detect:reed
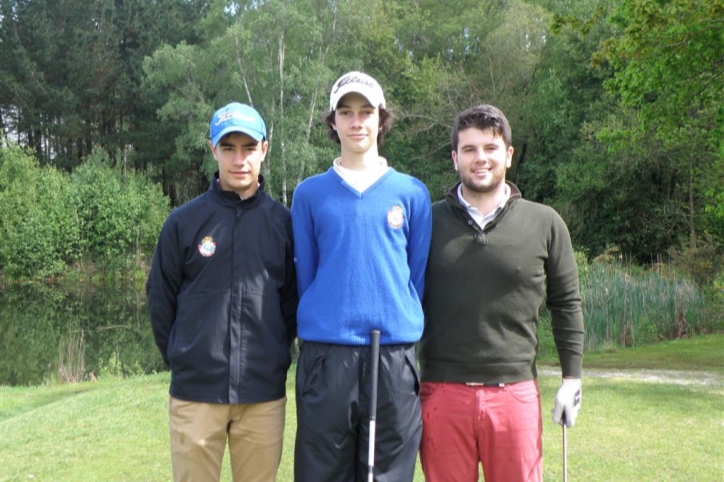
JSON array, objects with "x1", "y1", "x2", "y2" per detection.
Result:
[
  {"x1": 537, "y1": 260, "x2": 711, "y2": 356},
  {"x1": 57, "y1": 330, "x2": 85, "y2": 383},
  {"x1": 579, "y1": 262, "x2": 707, "y2": 350}
]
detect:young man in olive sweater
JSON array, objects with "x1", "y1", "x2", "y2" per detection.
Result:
[{"x1": 418, "y1": 104, "x2": 584, "y2": 482}]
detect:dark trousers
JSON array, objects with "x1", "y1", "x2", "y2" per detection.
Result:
[{"x1": 294, "y1": 342, "x2": 422, "y2": 482}]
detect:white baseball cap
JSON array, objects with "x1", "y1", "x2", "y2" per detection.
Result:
[{"x1": 329, "y1": 71, "x2": 386, "y2": 111}]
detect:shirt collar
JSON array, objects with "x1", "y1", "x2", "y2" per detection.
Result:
[{"x1": 457, "y1": 182, "x2": 510, "y2": 218}]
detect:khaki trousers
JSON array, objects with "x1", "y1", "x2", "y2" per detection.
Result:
[{"x1": 168, "y1": 396, "x2": 286, "y2": 482}]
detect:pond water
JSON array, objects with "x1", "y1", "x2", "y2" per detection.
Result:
[{"x1": 0, "y1": 281, "x2": 165, "y2": 386}]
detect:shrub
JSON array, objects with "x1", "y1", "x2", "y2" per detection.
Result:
[
  {"x1": 668, "y1": 233, "x2": 723, "y2": 288},
  {"x1": 0, "y1": 144, "x2": 81, "y2": 278},
  {"x1": 71, "y1": 148, "x2": 169, "y2": 264},
  {"x1": 0, "y1": 143, "x2": 169, "y2": 279}
]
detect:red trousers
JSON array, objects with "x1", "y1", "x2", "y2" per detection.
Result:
[{"x1": 419, "y1": 381, "x2": 542, "y2": 482}]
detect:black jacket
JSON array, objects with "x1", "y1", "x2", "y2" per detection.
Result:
[{"x1": 147, "y1": 175, "x2": 297, "y2": 404}]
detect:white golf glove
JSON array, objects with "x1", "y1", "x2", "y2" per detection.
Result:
[{"x1": 551, "y1": 378, "x2": 582, "y2": 427}]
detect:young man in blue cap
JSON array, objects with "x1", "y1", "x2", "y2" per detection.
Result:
[
  {"x1": 292, "y1": 72, "x2": 432, "y2": 481},
  {"x1": 147, "y1": 102, "x2": 298, "y2": 482}
]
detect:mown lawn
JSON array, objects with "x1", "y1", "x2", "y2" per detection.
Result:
[{"x1": 1, "y1": 334, "x2": 722, "y2": 481}]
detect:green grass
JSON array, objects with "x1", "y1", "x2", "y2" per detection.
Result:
[
  {"x1": 2, "y1": 335, "x2": 723, "y2": 481},
  {"x1": 579, "y1": 333, "x2": 724, "y2": 371}
]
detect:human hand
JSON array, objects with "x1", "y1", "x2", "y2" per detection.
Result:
[{"x1": 551, "y1": 378, "x2": 581, "y2": 427}]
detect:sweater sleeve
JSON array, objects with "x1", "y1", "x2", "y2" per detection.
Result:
[
  {"x1": 291, "y1": 183, "x2": 319, "y2": 297},
  {"x1": 545, "y1": 212, "x2": 585, "y2": 378},
  {"x1": 407, "y1": 181, "x2": 433, "y2": 301},
  {"x1": 146, "y1": 218, "x2": 183, "y2": 366}
]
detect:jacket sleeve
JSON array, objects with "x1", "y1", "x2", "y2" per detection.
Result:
[
  {"x1": 146, "y1": 218, "x2": 183, "y2": 366},
  {"x1": 407, "y1": 182, "x2": 433, "y2": 302},
  {"x1": 280, "y1": 214, "x2": 299, "y2": 346},
  {"x1": 545, "y1": 211, "x2": 585, "y2": 378}
]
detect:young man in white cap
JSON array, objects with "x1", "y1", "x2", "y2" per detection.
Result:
[
  {"x1": 291, "y1": 72, "x2": 432, "y2": 481},
  {"x1": 147, "y1": 102, "x2": 298, "y2": 482}
]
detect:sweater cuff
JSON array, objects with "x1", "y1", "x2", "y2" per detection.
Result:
[{"x1": 559, "y1": 352, "x2": 583, "y2": 378}]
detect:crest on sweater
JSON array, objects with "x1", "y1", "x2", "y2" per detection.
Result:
[
  {"x1": 198, "y1": 236, "x2": 217, "y2": 257},
  {"x1": 387, "y1": 205, "x2": 405, "y2": 229}
]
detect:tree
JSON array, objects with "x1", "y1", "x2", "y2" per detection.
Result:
[
  {"x1": 143, "y1": 0, "x2": 376, "y2": 205},
  {"x1": 362, "y1": 0, "x2": 551, "y2": 199},
  {"x1": 596, "y1": 0, "x2": 724, "y2": 245},
  {"x1": 518, "y1": 0, "x2": 615, "y2": 203},
  {"x1": 0, "y1": 0, "x2": 206, "y2": 174}
]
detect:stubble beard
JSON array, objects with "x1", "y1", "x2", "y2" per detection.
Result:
[{"x1": 461, "y1": 169, "x2": 505, "y2": 194}]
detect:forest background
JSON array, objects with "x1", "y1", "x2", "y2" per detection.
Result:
[{"x1": 0, "y1": 0, "x2": 722, "y2": 293}]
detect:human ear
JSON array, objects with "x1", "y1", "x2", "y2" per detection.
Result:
[{"x1": 209, "y1": 140, "x2": 219, "y2": 160}]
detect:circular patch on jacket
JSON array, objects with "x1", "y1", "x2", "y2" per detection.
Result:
[
  {"x1": 387, "y1": 205, "x2": 405, "y2": 229},
  {"x1": 198, "y1": 236, "x2": 217, "y2": 257}
]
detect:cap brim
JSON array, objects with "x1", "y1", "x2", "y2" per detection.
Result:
[
  {"x1": 212, "y1": 126, "x2": 265, "y2": 147},
  {"x1": 331, "y1": 86, "x2": 384, "y2": 110}
]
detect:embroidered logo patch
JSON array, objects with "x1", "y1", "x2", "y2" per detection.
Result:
[
  {"x1": 387, "y1": 205, "x2": 405, "y2": 229},
  {"x1": 198, "y1": 236, "x2": 217, "y2": 257}
]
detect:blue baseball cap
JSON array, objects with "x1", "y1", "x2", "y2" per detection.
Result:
[{"x1": 210, "y1": 102, "x2": 267, "y2": 147}]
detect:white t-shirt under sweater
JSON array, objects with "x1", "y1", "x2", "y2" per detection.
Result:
[{"x1": 332, "y1": 156, "x2": 389, "y2": 193}]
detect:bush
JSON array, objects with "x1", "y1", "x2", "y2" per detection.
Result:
[
  {"x1": 0, "y1": 143, "x2": 169, "y2": 279},
  {"x1": 71, "y1": 148, "x2": 169, "y2": 265},
  {"x1": 0, "y1": 144, "x2": 81, "y2": 278},
  {"x1": 668, "y1": 232, "x2": 723, "y2": 288}
]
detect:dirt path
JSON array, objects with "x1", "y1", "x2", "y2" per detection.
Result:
[{"x1": 539, "y1": 368, "x2": 724, "y2": 387}]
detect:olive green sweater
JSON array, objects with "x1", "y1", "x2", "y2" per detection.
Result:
[{"x1": 419, "y1": 182, "x2": 584, "y2": 384}]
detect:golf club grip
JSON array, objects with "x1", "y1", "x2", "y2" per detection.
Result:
[
  {"x1": 369, "y1": 330, "x2": 381, "y2": 420},
  {"x1": 368, "y1": 329, "x2": 381, "y2": 482}
]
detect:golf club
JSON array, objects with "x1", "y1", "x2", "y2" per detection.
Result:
[
  {"x1": 562, "y1": 412, "x2": 568, "y2": 482},
  {"x1": 368, "y1": 329, "x2": 381, "y2": 482}
]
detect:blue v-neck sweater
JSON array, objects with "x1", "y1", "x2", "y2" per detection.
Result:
[{"x1": 291, "y1": 167, "x2": 432, "y2": 345}]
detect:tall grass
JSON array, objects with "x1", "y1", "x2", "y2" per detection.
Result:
[
  {"x1": 57, "y1": 331, "x2": 86, "y2": 384},
  {"x1": 538, "y1": 259, "x2": 714, "y2": 356},
  {"x1": 580, "y1": 262, "x2": 708, "y2": 350}
]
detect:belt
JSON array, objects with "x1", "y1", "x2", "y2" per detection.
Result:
[{"x1": 466, "y1": 382, "x2": 506, "y2": 387}]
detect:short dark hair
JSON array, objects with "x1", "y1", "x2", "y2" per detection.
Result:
[
  {"x1": 323, "y1": 107, "x2": 394, "y2": 146},
  {"x1": 451, "y1": 104, "x2": 512, "y2": 152}
]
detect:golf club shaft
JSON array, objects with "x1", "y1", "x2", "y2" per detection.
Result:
[
  {"x1": 368, "y1": 330, "x2": 381, "y2": 482},
  {"x1": 562, "y1": 413, "x2": 568, "y2": 482}
]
